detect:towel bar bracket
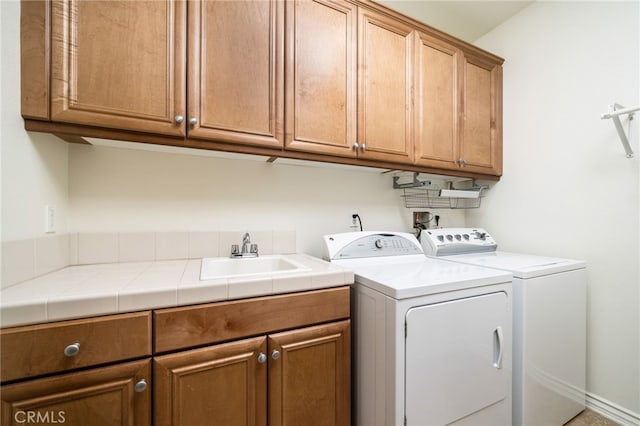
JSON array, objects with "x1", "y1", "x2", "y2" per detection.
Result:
[{"x1": 601, "y1": 103, "x2": 638, "y2": 158}]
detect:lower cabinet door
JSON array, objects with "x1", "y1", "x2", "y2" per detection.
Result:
[
  {"x1": 153, "y1": 336, "x2": 267, "y2": 426},
  {"x1": 0, "y1": 359, "x2": 151, "y2": 426},
  {"x1": 268, "y1": 320, "x2": 351, "y2": 426}
]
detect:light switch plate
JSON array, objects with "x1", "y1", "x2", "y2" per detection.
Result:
[{"x1": 45, "y1": 205, "x2": 56, "y2": 233}]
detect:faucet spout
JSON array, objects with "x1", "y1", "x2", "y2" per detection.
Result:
[{"x1": 241, "y1": 233, "x2": 251, "y2": 254}]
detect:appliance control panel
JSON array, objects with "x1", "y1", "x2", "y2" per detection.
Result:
[
  {"x1": 420, "y1": 228, "x2": 497, "y2": 256},
  {"x1": 323, "y1": 231, "x2": 423, "y2": 260}
]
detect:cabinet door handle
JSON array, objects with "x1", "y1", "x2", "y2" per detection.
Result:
[
  {"x1": 361, "y1": 143, "x2": 367, "y2": 152},
  {"x1": 189, "y1": 117, "x2": 198, "y2": 126},
  {"x1": 457, "y1": 158, "x2": 467, "y2": 166},
  {"x1": 257, "y1": 352, "x2": 267, "y2": 364},
  {"x1": 134, "y1": 379, "x2": 148, "y2": 393},
  {"x1": 271, "y1": 349, "x2": 281, "y2": 360},
  {"x1": 63, "y1": 343, "x2": 80, "y2": 357},
  {"x1": 352, "y1": 142, "x2": 359, "y2": 151},
  {"x1": 174, "y1": 115, "x2": 184, "y2": 124}
]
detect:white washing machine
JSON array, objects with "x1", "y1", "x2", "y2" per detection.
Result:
[
  {"x1": 420, "y1": 228, "x2": 587, "y2": 426},
  {"x1": 323, "y1": 231, "x2": 513, "y2": 426}
]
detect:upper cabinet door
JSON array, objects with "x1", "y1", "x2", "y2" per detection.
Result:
[
  {"x1": 284, "y1": 0, "x2": 357, "y2": 157},
  {"x1": 459, "y1": 53, "x2": 503, "y2": 176},
  {"x1": 358, "y1": 8, "x2": 414, "y2": 164},
  {"x1": 414, "y1": 31, "x2": 461, "y2": 170},
  {"x1": 50, "y1": 0, "x2": 186, "y2": 136},
  {"x1": 188, "y1": 0, "x2": 284, "y2": 148}
]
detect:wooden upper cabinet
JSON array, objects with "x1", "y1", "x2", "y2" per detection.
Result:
[
  {"x1": 414, "y1": 31, "x2": 460, "y2": 170},
  {"x1": 25, "y1": 0, "x2": 503, "y2": 178},
  {"x1": 413, "y1": 32, "x2": 503, "y2": 176},
  {"x1": 188, "y1": 0, "x2": 284, "y2": 148},
  {"x1": 284, "y1": 0, "x2": 357, "y2": 157},
  {"x1": 50, "y1": 0, "x2": 186, "y2": 136},
  {"x1": 268, "y1": 320, "x2": 350, "y2": 426},
  {"x1": 357, "y1": 7, "x2": 414, "y2": 164},
  {"x1": 459, "y1": 52, "x2": 503, "y2": 176}
]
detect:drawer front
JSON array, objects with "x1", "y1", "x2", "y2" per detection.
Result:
[
  {"x1": 154, "y1": 286, "x2": 350, "y2": 353},
  {"x1": 1, "y1": 358, "x2": 151, "y2": 426},
  {"x1": 1, "y1": 311, "x2": 151, "y2": 383}
]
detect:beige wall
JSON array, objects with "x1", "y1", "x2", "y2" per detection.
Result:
[
  {"x1": 1, "y1": 1, "x2": 69, "y2": 242},
  {"x1": 67, "y1": 143, "x2": 424, "y2": 258}
]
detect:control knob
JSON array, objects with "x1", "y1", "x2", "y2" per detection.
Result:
[{"x1": 374, "y1": 239, "x2": 383, "y2": 249}]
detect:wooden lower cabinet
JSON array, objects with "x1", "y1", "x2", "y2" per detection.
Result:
[
  {"x1": 269, "y1": 321, "x2": 350, "y2": 426},
  {"x1": 153, "y1": 320, "x2": 350, "y2": 426},
  {"x1": 0, "y1": 359, "x2": 151, "y2": 426},
  {"x1": 154, "y1": 336, "x2": 267, "y2": 426}
]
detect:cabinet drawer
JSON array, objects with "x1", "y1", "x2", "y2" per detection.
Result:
[
  {"x1": 154, "y1": 286, "x2": 350, "y2": 353},
  {"x1": 1, "y1": 358, "x2": 151, "y2": 426},
  {"x1": 1, "y1": 311, "x2": 151, "y2": 383}
]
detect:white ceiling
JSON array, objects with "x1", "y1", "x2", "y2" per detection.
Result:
[{"x1": 377, "y1": 1, "x2": 534, "y2": 42}]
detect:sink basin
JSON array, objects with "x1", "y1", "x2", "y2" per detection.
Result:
[{"x1": 200, "y1": 255, "x2": 311, "y2": 280}]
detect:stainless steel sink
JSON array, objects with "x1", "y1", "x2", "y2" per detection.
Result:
[{"x1": 200, "y1": 255, "x2": 311, "y2": 281}]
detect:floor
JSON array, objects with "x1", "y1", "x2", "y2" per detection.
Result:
[{"x1": 565, "y1": 409, "x2": 620, "y2": 426}]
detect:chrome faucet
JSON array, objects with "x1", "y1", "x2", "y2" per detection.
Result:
[
  {"x1": 241, "y1": 232, "x2": 251, "y2": 254},
  {"x1": 231, "y1": 232, "x2": 259, "y2": 258}
]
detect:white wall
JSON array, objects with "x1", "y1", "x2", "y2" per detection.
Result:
[
  {"x1": 470, "y1": 1, "x2": 640, "y2": 417},
  {"x1": 67, "y1": 143, "x2": 426, "y2": 257},
  {"x1": 1, "y1": 0, "x2": 69, "y2": 242}
]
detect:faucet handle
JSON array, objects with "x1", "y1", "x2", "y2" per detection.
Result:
[
  {"x1": 231, "y1": 244, "x2": 240, "y2": 255},
  {"x1": 250, "y1": 244, "x2": 259, "y2": 254}
]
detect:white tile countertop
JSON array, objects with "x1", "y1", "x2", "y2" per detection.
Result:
[{"x1": 0, "y1": 254, "x2": 353, "y2": 328}]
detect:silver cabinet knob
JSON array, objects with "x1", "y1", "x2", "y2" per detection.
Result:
[
  {"x1": 134, "y1": 379, "x2": 147, "y2": 393},
  {"x1": 63, "y1": 343, "x2": 80, "y2": 357},
  {"x1": 352, "y1": 142, "x2": 359, "y2": 151},
  {"x1": 189, "y1": 117, "x2": 198, "y2": 126},
  {"x1": 361, "y1": 143, "x2": 367, "y2": 152},
  {"x1": 457, "y1": 158, "x2": 467, "y2": 165},
  {"x1": 257, "y1": 352, "x2": 267, "y2": 364},
  {"x1": 174, "y1": 115, "x2": 184, "y2": 124},
  {"x1": 271, "y1": 349, "x2": 281, "y2": 360}
]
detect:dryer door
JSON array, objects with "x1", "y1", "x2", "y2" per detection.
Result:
[{"x1": 405, "y1": 291, "x2": 509, "y2": 425}]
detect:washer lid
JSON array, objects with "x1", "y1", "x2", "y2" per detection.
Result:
[
  {"x1": 338, "y1": 256, "x2": 511, "y2": 299},
  {"x1": 443, "y1": 251, "x2": 586, "y2": 278}
]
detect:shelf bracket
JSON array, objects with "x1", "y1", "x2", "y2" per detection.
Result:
[
  {"x1": 601, "y1": 103, "x2": 638, "y2": 158},
  {"x1": 393, "y1": 173, "x2": 431, "y2": 189}
]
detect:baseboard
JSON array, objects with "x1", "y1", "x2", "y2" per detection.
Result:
[{"x1": 586, "y1": 392, "x2": 640, "y2": 426}]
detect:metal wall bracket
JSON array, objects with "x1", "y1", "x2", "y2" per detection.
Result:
[
  {"x1": 601, "y1": 103, "x2": 638, "y2": 158},
  {"x1": 393, "y1": 172, "x2": 431, "y2": 189}
]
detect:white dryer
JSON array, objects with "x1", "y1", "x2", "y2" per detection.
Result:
[
  {"x1": 324, "y1": 231, "x2": 513, "y2": 426},
  {"x1": 421, "y1": 228, "x2": 587, "y2": 426}
]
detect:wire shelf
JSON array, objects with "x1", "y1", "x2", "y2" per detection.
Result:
[{"x1": 401, "y1": 188, "x2": 482, "y2": 209}]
